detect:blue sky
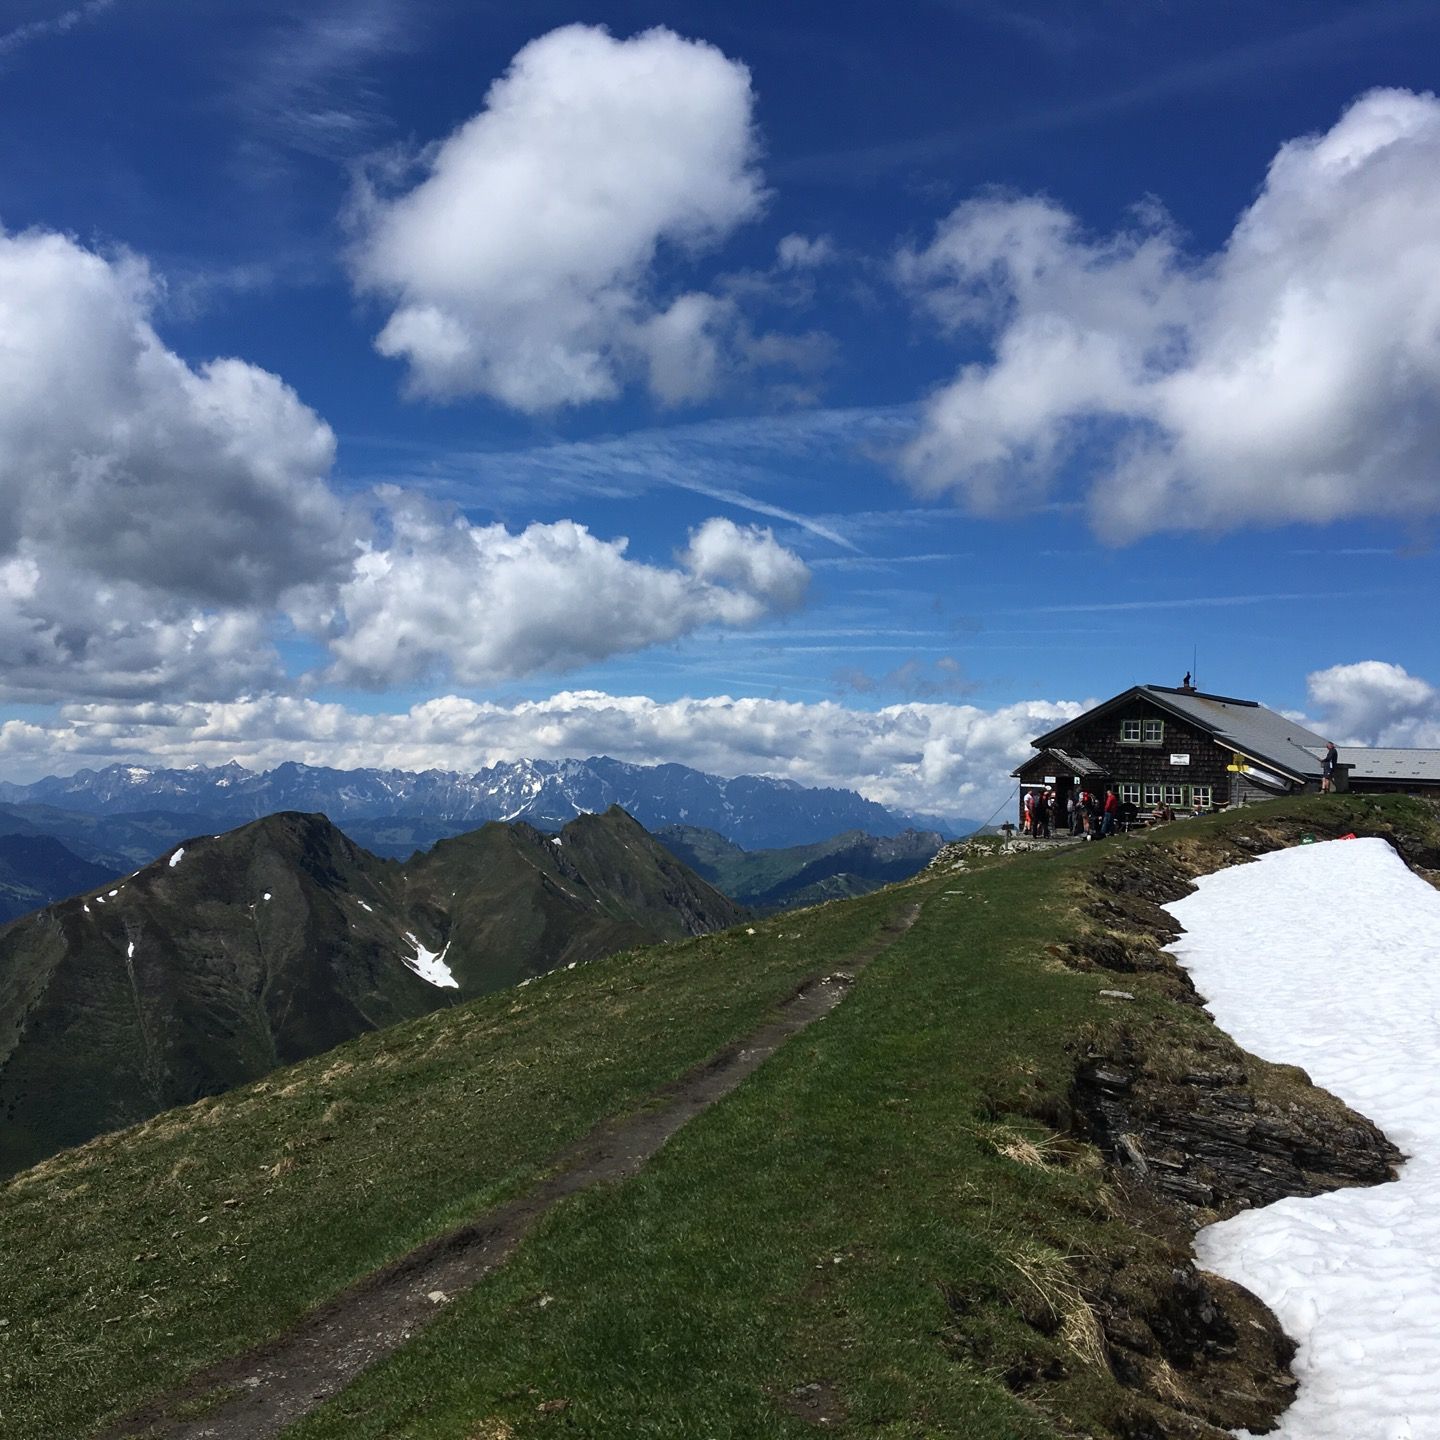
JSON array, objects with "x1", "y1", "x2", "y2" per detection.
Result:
[{"x1": 1, "y1": 0, "x2": 1438, "y2": 819}]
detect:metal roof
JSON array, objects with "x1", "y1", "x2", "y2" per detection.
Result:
[
  {"x1": 1137, "y1": 686, "x2": 1331, "y2": 780},
  {"x1": 1327, "y1": 747, "x2": 1440, "y2": 783},
  {"x1": 1029, "y1": 684, "x2": 1331, "y2": 781}
]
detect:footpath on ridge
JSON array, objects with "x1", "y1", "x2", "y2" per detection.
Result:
[{"x1": 102, "y1": 905, "x2": 923, "y2": 1440}]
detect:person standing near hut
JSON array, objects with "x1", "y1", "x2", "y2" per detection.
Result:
[
  {"x1": 1101, "y1": 787, "x2": 1119, "y2": 838},
  {"x1": 1321, "y1": 741, "x2": 1338, "y2": 794},
  {"x1": 1033, "y1": 789, "x2": 1051, "y2": 839},
  {"x1": 1022, "y1": 789, "x2": 1035, "y2": 834}
]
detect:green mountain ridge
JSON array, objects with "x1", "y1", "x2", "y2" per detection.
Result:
[
  {"x1": 655, "y1": 822, "x2": 945, "y2": 910},
  {"x1": 0, "y1": 805, "x2": 743, "y2": 1177},
  {"x1": 0, "y1": 833, "x2": 119, "y2": 925}
]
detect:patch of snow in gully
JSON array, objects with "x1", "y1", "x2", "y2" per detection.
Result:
[
  {"x1": 401, "y1": 932, "x2": 458, "y2": 989},
  {"x1": 1166, "y1": 838, "x2": 1440, "y2": 1439},
  {"x1": 168, "y1": 848, "x2": 184, "y2": 867}
]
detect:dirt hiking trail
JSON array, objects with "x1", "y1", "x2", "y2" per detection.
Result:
[{"x1": 104, "y1": 902, "x2": 922, "y2": 1440}]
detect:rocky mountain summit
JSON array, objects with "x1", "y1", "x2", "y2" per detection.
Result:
[{"x1": 0, "y1": 805, "x2": 742, "y2": 1177}]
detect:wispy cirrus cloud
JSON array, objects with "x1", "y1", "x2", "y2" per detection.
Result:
[
  {"x1": 785, "y1": 4, "x2": 1440, "y2": 181},
  {"x1": 1016, "y1": 590, "x2": 1385, "y2": 615},
  {"x1": 230, "y1": 0, "x2": 413, "y2": 168},
  {"x1": 345, "y1": 405, "x2": 919, "y2": 553},
  {"x1": 0, "y1": 0, "x2": 115, "y2": 61}
]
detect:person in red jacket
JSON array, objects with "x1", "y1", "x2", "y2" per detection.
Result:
[{"x1": 1102, "y1": 787, "x2": 1119, "y2": 838}]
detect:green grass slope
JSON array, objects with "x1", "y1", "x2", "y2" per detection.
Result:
[{"x1": 1, "y1": 795, "x2": 1434, "y2": 1439}]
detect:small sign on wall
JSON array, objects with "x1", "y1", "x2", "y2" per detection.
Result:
[
  {"x1": 1043, "y1": 775, "x2": 1057, "y2": 783},
  {"x1": 1170, "y1": 753, "x2": 1191, "y2": 766}
]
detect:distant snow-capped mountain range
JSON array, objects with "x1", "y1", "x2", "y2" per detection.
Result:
[{"x1": 0, "y1": 758, "x2": 967, "y2": 850}]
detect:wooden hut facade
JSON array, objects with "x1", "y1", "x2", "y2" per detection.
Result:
[{"x1": 1011, "y1": 683, "x2": 1339, "y2": 826}]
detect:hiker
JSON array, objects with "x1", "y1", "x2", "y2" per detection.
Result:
[
  {"x1": 1046, "y1": 789, "x2": 1058, "y2": 833},
  {"x1": 1033, "y1": 789, "x2": 1051, "y2": 839},
  {"x1": 1067, "y1": 791, "x2": 1080, "y2": 836},
  {"x1": 1101, "y1": 788, "x2": 1118, "y2": 838},
  {"x1": 1022, "y1": 789, "x2": 1035, "y2": 834},
  {"x1": 1084, "y1": 789, "x2": 1101, "y2": 839},
  {"x1": 1321, "y1": 741, "x2": 1338, "y2": 794}
]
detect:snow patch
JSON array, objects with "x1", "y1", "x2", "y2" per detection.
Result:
[
  {"x1": 168, "y1": 848, "x2": 185, "y2": 868},
  {"x1": 551, "y1": 837, "x2": 562, "y2": 846},
  {"x1": 262, "y1": 892, "x2": 271, "y2": 902},
  {"x1": 1168, "y1": 838, "x2": 1440, "y2": 1440},
  {"x1": 357, "y1": 899, "x2": 373, "y2": 913},
  {"x1": 126, "y1": 941, "x2": 134, "y2": 960},
  {"x1": 401, "y1": 932, "x2": 458, "y2": 989},
  {"x1": 107, "y1": 889, "x2": 118, "y2": 897}
]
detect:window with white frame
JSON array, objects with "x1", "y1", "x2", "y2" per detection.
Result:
[
  {"x1": 1118, "y1": 783, "x2": 1140, "y2": 806},
  {"x1": 1162, "y1": 783, "x2": 1188, "y2": 806},
  {"x1": 1142, "y1": 718, "x2": 1164, "y2": 743},
  {"x1": 1142, "y1": 783, "x2": 1162, "y2": 806},
  {"x1": 1192, "y1": 785, "x2": 1213, "y2": 809},
  {"x1": 1120, "y1": 718, "x2": 1141, "y2": 742}
]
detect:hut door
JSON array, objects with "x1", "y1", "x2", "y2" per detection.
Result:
[{"x1": 1054, "y1": 776, "x2": 1074, "y2": 828}]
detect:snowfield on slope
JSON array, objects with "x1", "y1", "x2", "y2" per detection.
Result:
[
  {"x1": 401, "y1": 932, "x2": 458, "y2": 989},
  {"x1": 1167, "y1": 837, "x2": 1440, "y2": 1440}
]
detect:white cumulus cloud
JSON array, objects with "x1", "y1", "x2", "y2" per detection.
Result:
[
  {"x1": 0, "y1": 224, "x2": 353, "y2": 701},
  {"x1": 0, "y1": 225, "x2": 816, "y2": 702},
  {"x1": 0, "y1": 226, "x2": 349, "y2": 604},
  {"x1": 1306, "y1": 661, "x2": 1440, "y2": 747},
  {"x1": 0, "y1": 691, "x2": 1086, "y2": 818},
  {"x1": 348, "y1": 24, "x2": 766, "y2": 410},
  {"x1": 899, "y1": 88, "x2": 1440, "y2": 540},
  {"x1": 306, "y1": 507, "x2": 810, "y2": 687}
]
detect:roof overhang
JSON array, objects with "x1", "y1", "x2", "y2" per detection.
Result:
[{"x1": 1011, "y1": 747, "x2": 1105, "y2": 779}]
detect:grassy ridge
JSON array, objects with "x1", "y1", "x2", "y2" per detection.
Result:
[
  {"x1": 283, "y1": 793, "x2": 1440, "y2": 1438},
  {"x1": 7, "y1": 794, "x2": 1433, "y2": 1438},
  {"x1": 283, "y1": 838, "x2": 1131, "y2": 1439},
  {"x1": 0, "y1": 893, "x2": 901, "y2": 1440}
]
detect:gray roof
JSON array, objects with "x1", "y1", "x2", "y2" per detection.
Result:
[
  {"x1": 1012, "y1": 747, "x2": 1106, "y2": 780},
  {"x1": 1137, "y1": 686, "x2": 1331, "y2": 780},
  {"x1": 1327, "y1": 747, "x2": 1440, "y2": 783},
  {"x1": 1030, "y1": 684, "x2": 1331, "y2": 781},
  {"x1": 1051, "y1": 748, "x2": 1106, "y2": 778}
]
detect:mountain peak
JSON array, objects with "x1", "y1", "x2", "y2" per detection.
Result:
[{"x1": 0, "y1": 758, "x2": 966, "y2": 847}]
